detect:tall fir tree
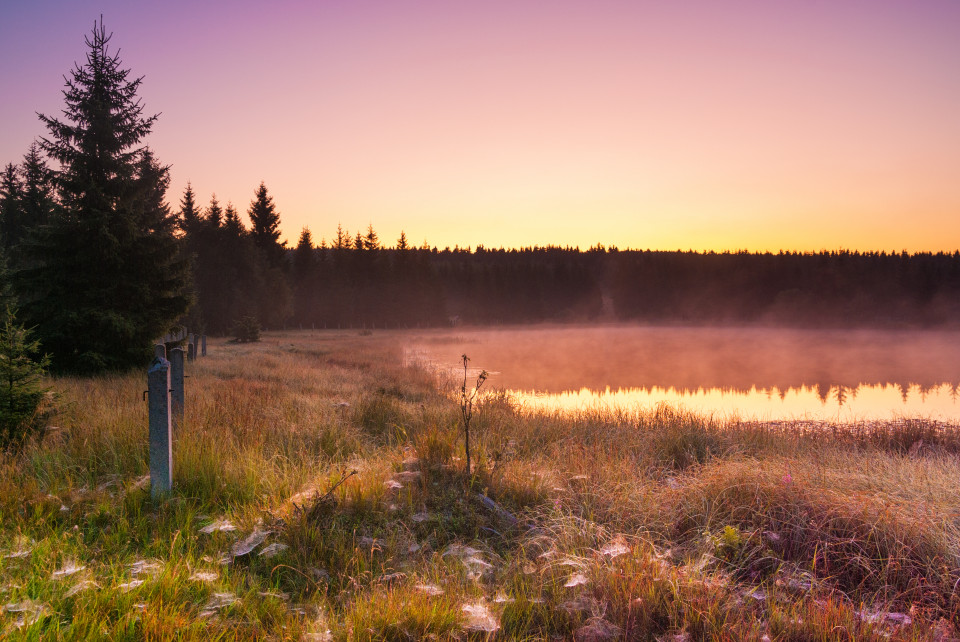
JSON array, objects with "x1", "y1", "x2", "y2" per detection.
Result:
[
  {"x1": 293, "y1": 227, "x2": 315, "y2": 281},
  {"x1": 223, "y1": 202, "x2": 244, "y2": 236},
  {"x1": 178, "y1": 182, "x2": 202, "y2": 238},
  {"x1": 247, "y1": 182, "x2": 286, "y2": 267},
  {"x1": 291, "y1": 227, "x2": 318, "y2": 325},
  {"x1": 18, "y1": 142, "x2": 57, "y2": 238},
  {"x1": 0, "y1": 164, "x2": 23, "y2": 250},
  {"x1": 333, "y1": 223, "x2": 350, "y2": 250},
  {"x1": 205, "y1": 195, "x2": 223, "y2": 228},
  {"x1": 17, "y1": 19, "x2": 189, "y2": 372},
  {"x1": 363, "y1": 223, "x2": 380, "y2": 251}
]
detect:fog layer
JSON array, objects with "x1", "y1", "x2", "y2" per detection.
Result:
[{"x1": 407, "y1": 325, "x2": 960, "y2": 396}]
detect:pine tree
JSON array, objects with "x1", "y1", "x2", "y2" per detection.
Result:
[
  {"x1": 126, "y1": 148, "x2": 191, "y2": 322},
  {"x1": 333, "y1": 223, "x2": 350, "y2": 250},
  {"x1": 247, "y1": 181, "x2": 285, "y2": 267},
  {"x1": 396, "y1": 231, "x2": 409, "y2": 250},
  {"x1": 363, "y1": 223, "x2": 380, "y2": 251},
  {"x1": 293, "y1": 227, "x2": 315, "y2": 280},
  {"x1": 17, "y1": 19, "x2": 189, "y2": 372},
  {"x1": 0, "y1": 164, "x2": 23, "y2": 250},
  {"x1": 178, "y1": 182, "x2": 202, "y2": 238},
  {"x1": 205, "y1": 195, "x2": 223, "y2": 228},
  {"x1": 19, "y1": 142, "x2": 57, "y2": 237},
  {"x1": 292, "y1": 227, "x2": 318, "y2": 325},
  {"x1": 223, "y1": 202, "x2": 244, "y2": 236},
  {"x1": 0, "y1": 303, "x2": 51, "y2": 449}
]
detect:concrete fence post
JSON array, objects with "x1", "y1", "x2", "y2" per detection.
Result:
[
  {"x1": 147, "y1": 357, "x2": 172, "y2": 497},
  {"x1": 187, "y1": 334, "x2": 195, "y2": 362},
  {"x1": 154, "y1": 344, "x2": 166, "y2": 360},
  {"x1": 169, "y1": 347, "x2": 185, "y2": 430},
  {"x1": 193, "y1": 334, "x2": 200, "y2": 359},
  {"x1": 201, "y1": 335, "x2": 207, "y2": 357}
]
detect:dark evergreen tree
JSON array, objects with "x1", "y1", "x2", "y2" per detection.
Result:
[
  {"x1": 0, "y1": 164, "x2": 23, "y2": 250},
  {"x1": 17, "y1": 19, "x2": 189, "y2": 372},
  {"x1": 18, "y1": 142, "x2": 57, "y2": 238},
  {"x1": 247, "y1": 182, "x2": 285, "y2": 267},
  {"x1": 223, "y1": 202, "x2": 243, "y2": 236},
  {"x1": 126, "y1": 148, "x2": 192, "y2": 323},
  {"x1": 291, "y1": 227, "x2": 318, "y2": 325},
  {"x1": 205, "y1": 194, "x2": 223, "y2": 228},
  {"x1": 0, "y1": 303, "x2": 51, "y2": 449},
  {"x1": 293, "y1": 227, "x2": 316, "y2": 281},
  {"x1": 333, "y1": 223, "x2": 350, "y2": 250},
  {"x1": 363, "y1": 223, "x2": 380, "y2": 251},
  {"x1": 186, "y1": 195, "x2": 237, "y2": 333},
  {"x1": 177, "y1": 182, "x2": 202, "y2": 238}
]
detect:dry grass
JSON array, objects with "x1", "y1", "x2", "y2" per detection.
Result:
[{"x1": 0, "y1": 329, "x2": 958, "y2": 640}]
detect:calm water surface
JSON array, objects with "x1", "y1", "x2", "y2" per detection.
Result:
[{"x1": 405, "y1": 326, "x2": 960, "y2": 421}]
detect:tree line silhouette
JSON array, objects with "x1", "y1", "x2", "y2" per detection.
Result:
[
  {"x1": 6, "y1": 149, "x2": 960, "y2": 343},
  {"x1": 279, "y1": 242, "x2": 960, "y2": 331}
]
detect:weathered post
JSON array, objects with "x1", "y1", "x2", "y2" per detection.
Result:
[
  {"x1": 169, "y1": 347, "x2": 185, "y2": 430},
  {"x1": 187, "y1": 339, "x2": 195, "y2": 362},
  {"x1": 200, "y1": 335, "x2": 207, "y2": 357},
  {"x1": 193, "y1": 334, "x2": 201, "y2": 358},
  {"x1": 154, "y1": 344, "x2": 166, "y2": 360},
  {"x1": 147, "y1": 357, "x2": 172, "y2": 497}
]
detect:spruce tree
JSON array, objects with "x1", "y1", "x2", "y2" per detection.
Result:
[
  {"x1": 0, "y1": 303, "x2": 51, "y2": 449},
  {"x1": 247, "y1": 182, "x2": 285, "y2": 267},
  {"x1": 333, "y1": 223, "x2": 350, "y2": 250},
  {"x1": 223, "y1": 202, "x2": 244, "y2": 236},
  {"x1": 178, "y1": 182, "x2": 202, "y2": 238},
  {"x1": 0, "y1": 164, "x2": 23, "y2": 250},
  {"x1": 292, "y1": 227, "x2": 317, "y2": 325},
  {"x1": 293, "y1": 227, "x2": 315, "y2": 281},
  {"x1": 363, "y1": 224, "x2": 380, "y2": 251},
  {"x1": 18, "y1": 19, "x2": 189, "y2": 372},
  {"x1": 19, "y1": 142, "x2": 57, "y2": 236},
  {"x1": 205, "y1": 195, "x2": 223, "y2": 228}
]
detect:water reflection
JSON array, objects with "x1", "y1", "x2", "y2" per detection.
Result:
[
  {"x1": 406, "y1": 325, "x2": 960, "y2": 421},
  {"x1": 509, "y1": 383, "x2": 960, "y2": 422}
]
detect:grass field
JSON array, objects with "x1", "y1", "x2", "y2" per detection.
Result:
[{"x1": 1, "y1": 330, "x2": 959, "y2": 640}]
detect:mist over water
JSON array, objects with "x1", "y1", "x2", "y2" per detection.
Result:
[{"x1": 405, "y1": 325, "x2": 960, "y2": 421}]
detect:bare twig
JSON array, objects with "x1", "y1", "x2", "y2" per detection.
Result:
[{"x1": 460, "y1": 354, "x2": 488, "y2": 475}]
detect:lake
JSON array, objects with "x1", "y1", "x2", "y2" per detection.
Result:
[{"x1": 404, "y1": 325, "x2": 960, "y2": 422}]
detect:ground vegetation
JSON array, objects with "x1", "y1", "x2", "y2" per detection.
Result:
[{"x1": 0, "y1": 330, "x2": 957, "y2": 639}]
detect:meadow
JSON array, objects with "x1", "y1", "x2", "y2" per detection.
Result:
[{"x1": 1, "y1": 330, "x2": 958, "y2": 640}]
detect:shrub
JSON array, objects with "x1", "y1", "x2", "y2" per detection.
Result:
[
  {"x1": 232, "y1": 315, "x2": 261, "y2": 343},
  {"x1": 0, "y1": 305, "x2": 51, "y2": 449}
]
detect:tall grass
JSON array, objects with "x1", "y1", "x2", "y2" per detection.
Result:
[{"x1": 0, "y1": 329, "x2": 957, "y2": 639}]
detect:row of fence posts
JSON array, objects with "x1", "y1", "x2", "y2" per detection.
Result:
[{"x1": 147, "y1": 332, "x2": 206, "y2": 498}]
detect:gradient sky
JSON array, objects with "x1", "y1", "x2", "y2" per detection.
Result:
[{"x1": 2, "y1": 1, "x2": 959, "y2": 251}]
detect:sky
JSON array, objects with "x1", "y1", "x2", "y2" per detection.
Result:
[{"x1": 1, "y1": 1, "x2": 959, "y2": 252}]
